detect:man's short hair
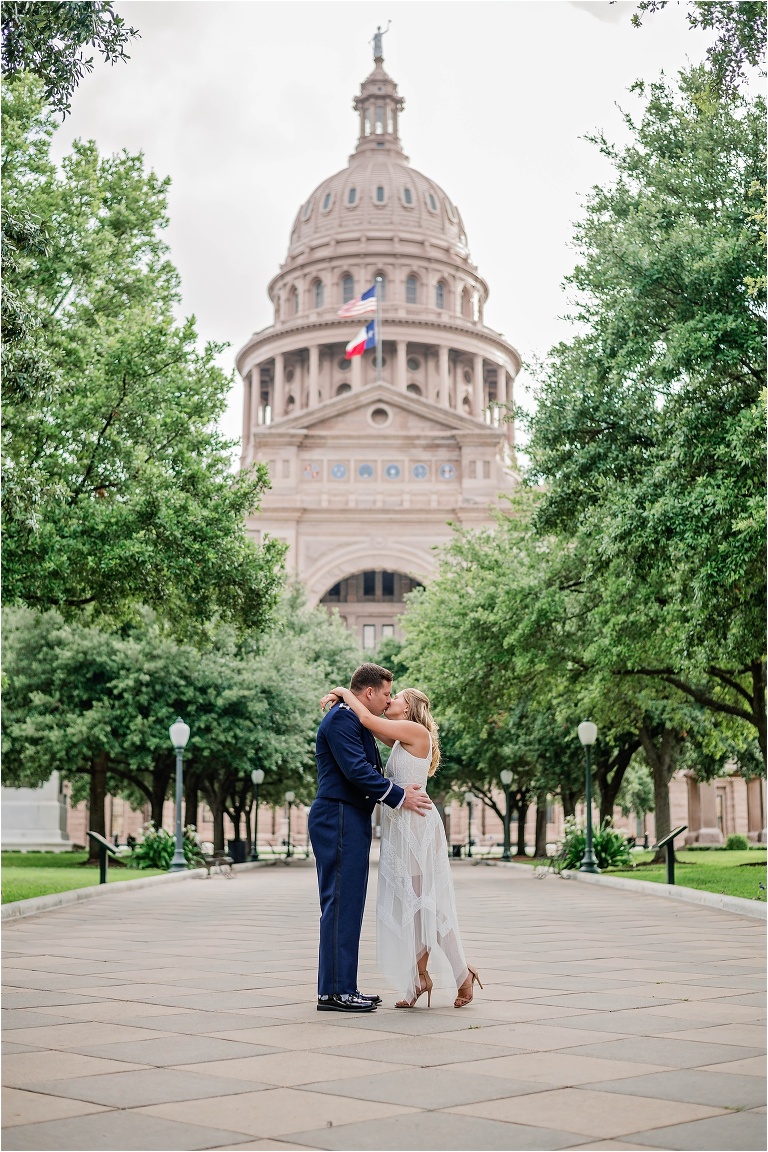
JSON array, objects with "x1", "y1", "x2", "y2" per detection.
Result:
[{"x1": 350, "y1": 663, "x2": 393, "y2": 693}]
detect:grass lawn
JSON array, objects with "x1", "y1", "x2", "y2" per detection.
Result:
[
  {"x1": 1, "y1": 851, "x2": 166, "y2": 904},
  {"x1": 609, "y1": 849, "x2": 766, "y2": 902}
]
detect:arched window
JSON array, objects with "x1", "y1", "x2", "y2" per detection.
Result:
[
  {"x1": 403, "y1": 187, "x2": 413, "y2": 205},
  {"x1": 435, "y1": 281, "x2": 445, "y2": 309},
  {"x1": 406, "y1": 383, "x2": 422, "y2": 396},
  {"x1": 374, "y1": 272, "x2": 387, "y2": 301},
  {"x1": 342, "y1": 274, "x2": 354, "y2": 303},
  {"x1": 406, "y1": 276, "x2": 418, "y2": 305},
  {"x1": 322, "y1": 191, "x2": 332, "y2": 210},
  {"x1": 376, "y1": 185, "x2": 385, "y2": 203},
  {"x1": 347, "y1": 187, "x2": 357, "y2": 205},
  {"x1": 364, "y1": 109, "x2": 372, "y2": 136},
  {"x1": 461, "y1": 287, "x2": 471, "y2": 319},
  {"x1": 336, "y1": 382, "x2": 351, "y2": 395},
  {"x1": 375, "y1": 105, "x2": 384, "y2": 134},
  {"x1": 314, "y1": 280, "x2": 324, "y2": 308},
  {"x1": 290, "y1": 286, "x2": 299, "y2": 315}
]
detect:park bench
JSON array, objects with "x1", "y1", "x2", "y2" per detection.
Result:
[{"x1": 191, "y1": 850, "x2": 235, "y2": 878}]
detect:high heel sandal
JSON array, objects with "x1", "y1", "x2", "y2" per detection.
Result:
[
  {"x1": 454, "y1": 965, "x2": 483, "y2": 1008},
  {"x1": 395, "y1": 971, "x2": 432, "y2": 1008}
]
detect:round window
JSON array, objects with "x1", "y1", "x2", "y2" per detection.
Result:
[
  {"x1": 370, "y1": 407, "x2": 390, "y2": 426},
  {"x1": 331, "y1": 464, "x2": 347, "y2": 480},
  {"x1": 358, "y1": 463, "x2": 374, "y2": 480},
  {"x1": 464, "y1": 370, "x2": 472, "y2": 384},
  {"x1": 412, "y1": 464, "x2": 428, "y2": 480},
  {"x1": 439, "y1": 463, "x2": 456, "y2": 481},
  {"x1": 337, "y1": 358, "x2": 349, "y2": 370},
  {"x1": 407, "y1": 356, "x2": 421, "y2": 371},
  {"x1": 385, "y1": 464, "x2": 401, "y2": 480}
]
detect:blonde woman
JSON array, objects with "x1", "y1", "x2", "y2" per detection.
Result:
[{"x1": 321, "y1": 685, "x2": 482, "y2": 1009}]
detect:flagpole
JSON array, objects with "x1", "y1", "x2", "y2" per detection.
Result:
[{"x1": 375, "y1": 275, "x2": 383, "y2": 384}]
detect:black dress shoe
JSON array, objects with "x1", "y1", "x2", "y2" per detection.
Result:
[
  {"x1": 317, "y1": 993, "x2": 377, "y2": 1012},
  {"x1": 357, "y1": 991, "x2": 382, "y2": 1004}
]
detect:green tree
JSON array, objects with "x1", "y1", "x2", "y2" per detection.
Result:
[
  {"x1": 2, "y1": 1, "x2": 138, "y2": 115},
  {"x1": 526, "y1": 67, "x2": 766, "y2": 762},
  {"x1": 2, "y1": 78, "x2": 285, "y2": 632}
]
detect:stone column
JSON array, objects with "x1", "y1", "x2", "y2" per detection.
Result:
[
  {"x1": 242, "y1": 367, "x2": 253, "y2": 450},
  {"x1": 438, "y1": 345, "x2": 449, "y2": 408},
  {"x1": 396, "y1": 340, "x2": 407, "y2": 391},
  {"x1": 273, "y1": 354, "x2": 284, "y2": 420},
  {"x1": 309, "y1": 345, "x2": 320, "y2": 409},
  {"x1": 696, "y1": 781, "x2": 724, "y2": 844},
  {"x1": 473, "y1": 354, "x2": 484, "y2": 418},
  {"x1": 685, "y1": 775, "x2": 701, "y2": 845},
  {"x1": 747, "y1": 777, "x2": 766, "y2": 842}
]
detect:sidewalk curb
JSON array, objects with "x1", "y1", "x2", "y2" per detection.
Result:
[
  {"x1": 499, "y1": 861, "x2": 767, "y2": 920},
  {"x1": 1, "y1": 867, "x2": 210, "y2": 922}
]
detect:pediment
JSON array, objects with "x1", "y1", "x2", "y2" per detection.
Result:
[{"x1": 262, "y1": 385, "x2": 496, "y2": 441}]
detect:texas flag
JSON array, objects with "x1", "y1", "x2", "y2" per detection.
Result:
[
  {"x1": 345, "y1": 320, "x2": 376, "y2": 359},
  {"x1": 337, "y1": 284, "x2": 377, "y2": 318}
]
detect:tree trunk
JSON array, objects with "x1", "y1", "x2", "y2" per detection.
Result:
[
  {"x1": 184, "y1": 775, "x2": 199, "y2": 831},
  {"x1": 151, "y1": 760, "x2": 172, "y2": 830},
  {"x1": 753, "y1": 660, "x2": 767, "y2": 768},
  {"x1": 515, "y1": 799, "x2": 529, "y2": 857},
  {"x1": 596, "y1": 744, "x2": 638, "y2": 827},
  {"x1": 561, "y1": 788, "x2": 577, "y2": 820},
  {"x1": 639, "y1": 724, "x2": 680, "y2": 863},
  {"x1": 535, "y1": 801, "x2": 547, "y2": 858},
  {"x1": 211, "y1": 801, "x2": 226, "y2": 852},
  {"x1": 87, "y1": 753, "x2": 108, "y2": 863}
]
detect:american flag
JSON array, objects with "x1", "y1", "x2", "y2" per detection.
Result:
[{"x1": 337, "y1": 284, "x2": 377, "y2": 318}]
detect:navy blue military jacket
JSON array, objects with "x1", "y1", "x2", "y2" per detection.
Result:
[{"x1": 315, "y1": 703, "x2": 405, "y2": 815}]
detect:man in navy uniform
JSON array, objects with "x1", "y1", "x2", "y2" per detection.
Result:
[{"x1": 309, "y1": 662, "x2": 432, "y2": 1012}]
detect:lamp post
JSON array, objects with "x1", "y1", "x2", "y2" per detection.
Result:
[
  {"x1": 168, "y1": 717, "x2": 191, "y2": 873},
  {"x1": 578, "y1": 721, "x2": 600, "y2": 874},
  {"x1": 500, "y1": 770, "x2": 513, "y2": 861},
  {"x1": 284, "y1": 791, "x2": 295, "y2": 859},
  {"x1": 464, "y1": 791, "x2": 475, "y2": 858},
  {"x1": 250, "y1": 769, "x2": 265, "y2": 861}
]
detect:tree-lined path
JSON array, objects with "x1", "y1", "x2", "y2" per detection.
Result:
[{"x1": 3, "y1": 864, "x2": 765, "y2": 1151}]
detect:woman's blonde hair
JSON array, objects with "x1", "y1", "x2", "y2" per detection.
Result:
[{"x1": 400, "y1": 688, "x2": 440, "y2": 776}]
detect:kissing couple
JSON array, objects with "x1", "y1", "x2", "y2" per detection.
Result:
[{"x1": 307, "y1": 662, "x2": 482, "y2": 1012}]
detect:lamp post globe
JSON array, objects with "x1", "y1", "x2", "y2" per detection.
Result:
[
  {"x1": 500, "y1": 769, "x2": 513, "y2": 861},
  {"x1": 464, "y1": 791, "x2": 475, "y2": 859},
  {"x1": 168, "y1": 717, "x2": 190, "y2": 873},
  {"x1": 577, "y1": 721, "x2": 600, "y2": 874},
  {"x1": 249, "y1": 769, "x2": 265, "y2": 861},
  {"x1": 284, "y1": 791, "x2": 295, "y2": 859}
]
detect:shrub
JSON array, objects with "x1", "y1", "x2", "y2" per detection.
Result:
[
  {"x1": 558, "y1": 816, "x2": 633, "y2": 871},
  {"x1": 129, "y1": 823, "x2": 201, "y2": 869},
  {"x1": 725, "y1": 834, "x2": 750, "y2": 851}
]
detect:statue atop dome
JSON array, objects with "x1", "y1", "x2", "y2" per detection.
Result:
[{"x1": 372, "y1": 22, "x2": 390, "y2": 62}]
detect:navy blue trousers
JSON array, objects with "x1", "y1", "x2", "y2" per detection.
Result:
[{"x1": 308, "y1": 798, "x2": 372, "y2": 995}]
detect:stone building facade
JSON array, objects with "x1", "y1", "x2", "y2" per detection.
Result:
[{"x1": 235, "y1": 44, "x2": 519, "y2": 643}]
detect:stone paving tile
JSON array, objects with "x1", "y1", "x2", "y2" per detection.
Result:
[
  {"x1": 70, "y1": 1034, "x2": 282, "y2": 1065},
  {"x1": 128, "y1": 1011, "x2": 291, "y2": 1033},
  {"x1": 1, "y1": 1111, "x2": 253, "y2": 1151},
  {"x1": 4, "y1": 1020, "x2": 166, "y2": 1049},
  {"x1": 540, "y1": 1012, "x2": 719, "y2": 1037},
  {"x1": 300, "y1": 1066, "x2": 534, "y2": 1108},
  {"x1": 702, "y1": 1054, "x2": 766, "y2": 1076},
  {"x1": 627, "y1": 1110, "x2": 767, "y2": 1150},
  {"x1": 25, "y1": 1067, "x2": 265, "y2": 1107},
  {"x1": 292, "y1": 1008, "x2": 493, "y2": 1037},
  {"x1": 567, "y1": 1144, "x2": 660, "y2": 1150},
  {"x1": 214, "y1": 1142, "x2": 321, "y2": 1151},
  {"x1": 455, "y1": 1021, "x2": 627, "y2": 1051},
  {"x1": 317, "y1": 1035, "x2": 516, "y2": 1065},
  {"x1": 561, "y1": 1035, "x2": 765, "y2": 1068},
  {"x1": 659, "y1": 1022, "x2": 767, "y2": 1046},
  {"x1": 2, "y1": 1010, "x2": 76, "y2": 1030},
  {"x1": 32, "y1": 999, "x2": 198, "y2": 1022},
  {"x1": 631, "y1": 1000, "x2": 766, "y2": 1024},
  {"x1": 3, "y1": 1050, "x2": 145, "y2": 1086},
  {"x1": 2, "y1": 1086, "x2": 107, "y2": 1126},
  {"x1": 448, "y1": 1088, "x2": 724, "y2": 1140},
  {"x1": 1, "y1": 971, "x2": 125, "y2": 991},
  {"x1": 212, "y1": 1021, "x2": 406, "y2": 1049},
  {"x1": 1, "y1": 1043, "x2": 39, "y2": 1055},
  {"x1": 137, "y1": 1087, "x2": 417, "y2": 1138},
  {"x1": 446, "y1": 1052, "x2": 671, "y2": 1086},
  {"x1": 175, "y1": 1051, "x2": 402, "y2": 1086},
  {"x1": 1, "y1": 990, "x2": 102, "y2": 1010},
  {"x1": 291, "y1": 1111, "x2": 579, "y2": 1150},
  {"x1": 426, "y1": 1000, "x2": 590, "y2": 1024},
  {"x1": 721, "y1": 992, "x2": 767, "y2": 1007},
  {"x1": 584, "y1": 1068, "x2": 765, "y2": 1109},
  {"x1": 528, "y1": 991, "x2": 690, "y2": 1012}
]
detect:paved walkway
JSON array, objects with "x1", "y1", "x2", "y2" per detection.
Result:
[{"x1": 2, "y1": 861, "x2": 765, "y2": 1151}]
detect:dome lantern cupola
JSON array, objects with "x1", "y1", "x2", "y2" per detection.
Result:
[{"x1": 352, "y1": 25, "x2": 406, "y2": 161}]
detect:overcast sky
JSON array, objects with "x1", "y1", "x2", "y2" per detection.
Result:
[{"x1": 51, "y1": 0, "x2": 714, "y2": 450}]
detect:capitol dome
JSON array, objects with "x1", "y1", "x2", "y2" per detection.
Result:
[{"x1": 236, "y1": 35, "x2": 520, "y2": 646}]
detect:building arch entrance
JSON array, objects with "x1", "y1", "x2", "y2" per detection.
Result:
[{"x1": 320, "y1": 569, "x2": 423, "y2": 650}]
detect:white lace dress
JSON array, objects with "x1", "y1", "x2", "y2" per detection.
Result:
[{"x1": 377, "y1": 737, "x2": 469, "y2": 1000}]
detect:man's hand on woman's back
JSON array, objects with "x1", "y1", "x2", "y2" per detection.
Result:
[{"x1": 402, "y1": 784, "x2": 432, "y2": 815}]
